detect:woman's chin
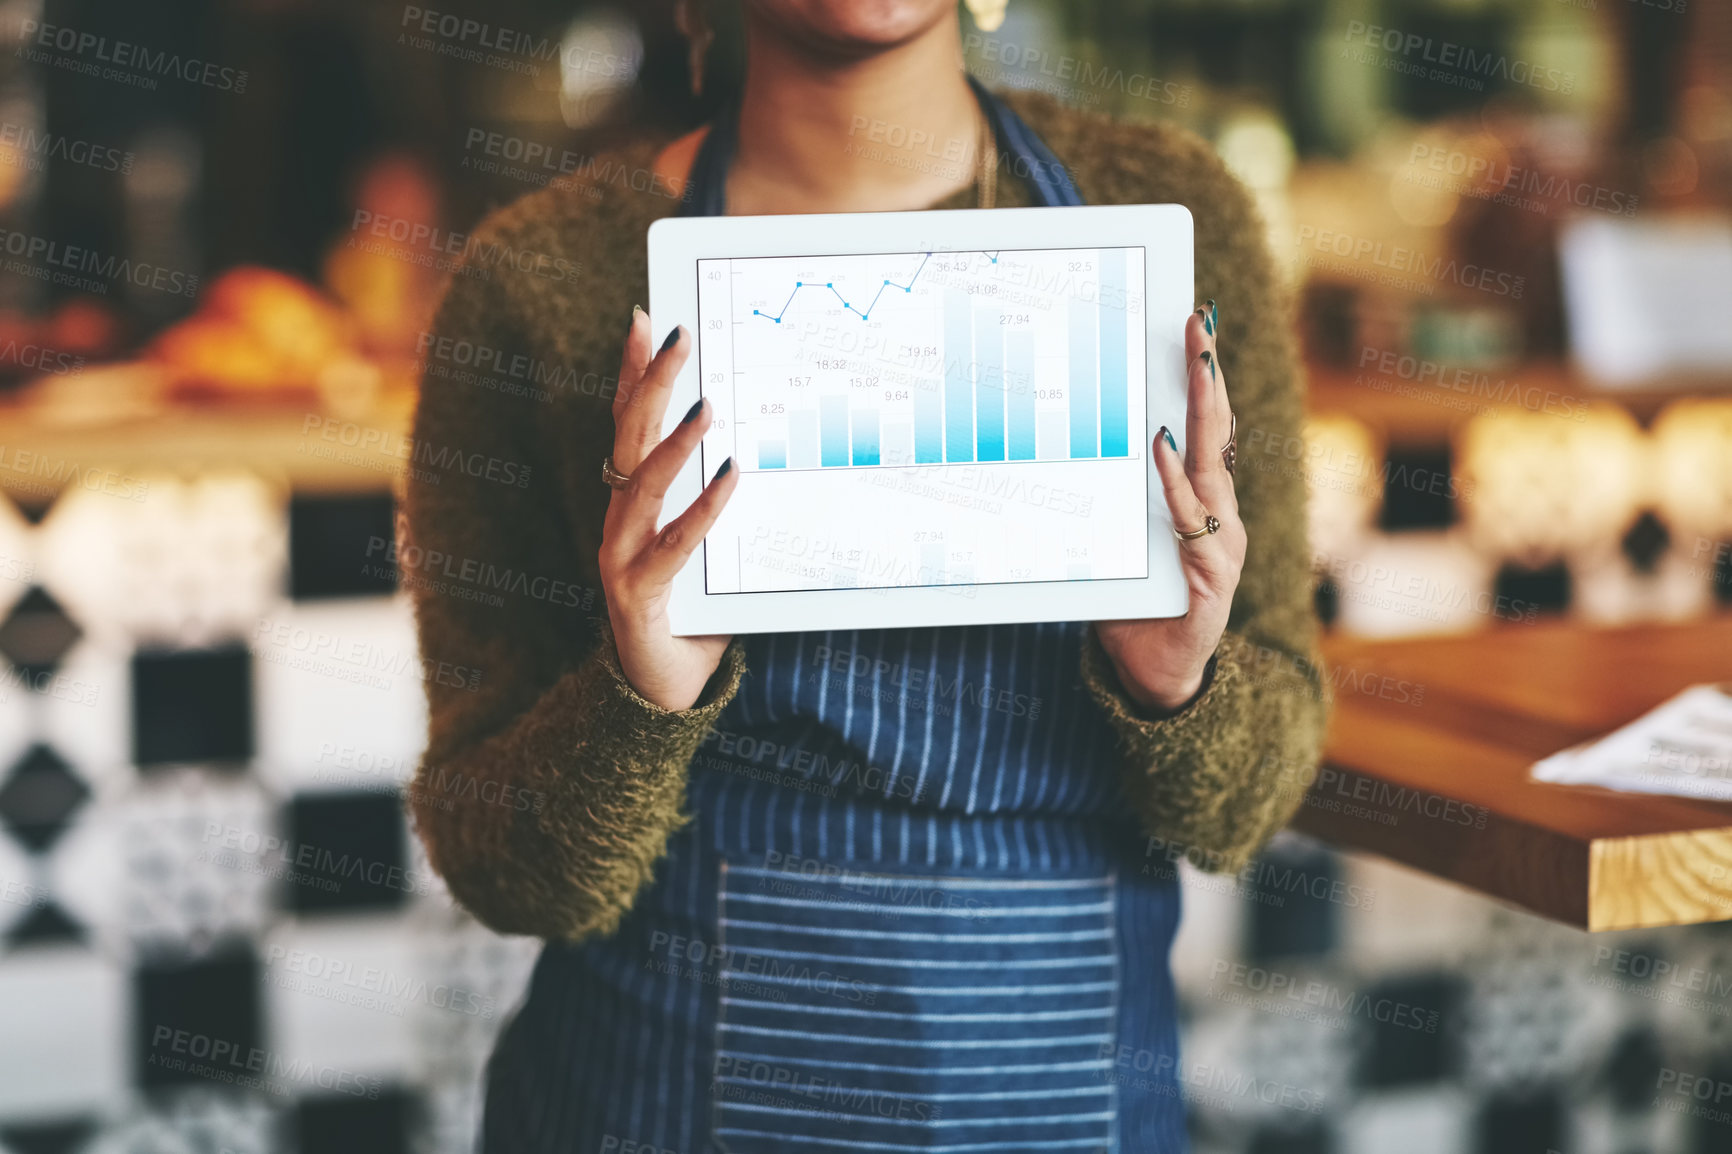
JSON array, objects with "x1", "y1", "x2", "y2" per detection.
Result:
[{"x1": 747, "y1": 0, "x2": 955, "y2": 55}]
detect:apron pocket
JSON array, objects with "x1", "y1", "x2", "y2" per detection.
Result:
[{"x1": 711, "y1": 860, "x2": 1119, "y2": 1152}]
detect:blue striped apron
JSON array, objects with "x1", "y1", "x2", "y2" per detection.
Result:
[{"x1": 482, "y1": 82, "x2": 1187, "y2": 1154}]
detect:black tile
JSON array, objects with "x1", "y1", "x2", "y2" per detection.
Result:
[
  {"x1": 0, "y1": 588, "x2": 81, "y2": 681},
  {"x1": 7, "y1": 492, "x2": 56, "y2": 525},
  {"x1": 1378, "y1": 444, "x2": 1457, "y2": 531},
  {"x1": 134, "y1": 945, "x2": 262, "y2": 1089},
  {"x1": 1602, "y1": 1027, "x2": 1664, "y2": 1112},
  {"x1": 288, "y1": 492, "x2": 397, "y2": 600},
  {"x1": 6, "y1": 900, "x2": 86, "y2": 948},
  {"x1": 1357, "y1": 972, "x2": 1462, "y2": 1088},
  {"x1": 1477, "y1": 1090, "x2": 1563, "y2": 1154},
  {"x1": 1314, "y1": 574, "x2": 1340, "y2": 629},
  {"x1": 1711, "y1": 542, "x2": 1732, "y2": 606},
  {"x1": 1246, "y1": 843, "x2": 1339, "y2": 963},
  {"x1": 131, "y1": 645, "x2": 254, "y2": 768},
  {"x1": 0, "y1": 1118, "x2": 96, "y2": 1154},
  {"x1": 1494, "y1": 561, "x2": 1571, "y2": 617},
  {"x1": 1620, "y1": 511, "x2": 1669, "y2": 574},
  {"x1": 295, "y1": 1087, "x2": 413, "y2": 1154},
  {"x1": 0, "y1": 745, "x2": 89, "y2": 852},
  {"x1": 1248, "y1": 1121, "x2": 1332, "y2": 1154},
  {"x1": 283, "y1": 792, "x2": 408, "y2": 914},
  {"x1": 1689, "y1": 1060, "x2": 1732, "y2": 1154}
]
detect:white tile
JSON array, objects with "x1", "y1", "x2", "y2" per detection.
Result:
[
  {"x1": 1333, "y1": 852, "x2": 1494, "y2": 973},
  {"x1": 1170, "y1": 859, "x2": 1247, "y2": 998},
  {"x1": 250, "y1": 599, "x2": 428, "y2": 796},
  {"x1": 36, "y1": 638, "x2": 131, "y2": 793},
  {"x1": 53, "y1": 768, "x2": 278, "y2": 957},
  {"x1": 37, "y1": 472, "x2": 285, "y2": 649},
  {"x1": 1331, "y1": 530, "x2": 1496, "y2": 638},
  {"x1": 84, "y1": 1092, "x2": 279, "y2": 1154},
  {"x1": 1340, "y1": 1088, "x2": 1471, "y2": 1154},
  {"x1": 0, "y1": 834, "x2": 42, "y2": 939},
  {"x1": 0, "y1": 495, "x2": 34, "y2": 620},
  {"x1": 260, "y1": 917, "x2": 420, "y2": 1085},
  {"x1": 0, "y1": 946, "x2": 127, "y2": 1120}
]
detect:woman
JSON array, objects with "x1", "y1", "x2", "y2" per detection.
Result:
[{"x1": 407, "y1": 1, "x2": 1326, "y2": 1150}]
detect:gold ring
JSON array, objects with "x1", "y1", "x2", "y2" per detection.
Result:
[
  {"x1": 1221, "y1": 412, "x2": 1236, "y2": 475},
  {"x1": 1174, "y1": 514, "x2": 1220, "y2": 541},
  {"x1": 602, "y1": 455, "x2": 633, "y2": 490}
]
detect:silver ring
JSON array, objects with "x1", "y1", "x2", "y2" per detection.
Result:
[
  {"x1": 602, "y1": 455, "x2": 633, "y2": 490},
  {"x1": 1174, "y1": 514, "x2": 1220, "y2": 541}
]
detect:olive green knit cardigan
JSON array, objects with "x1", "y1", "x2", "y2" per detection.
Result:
[{"x1": 405, "y1": 90, "x2": 1328, "y2": 942}]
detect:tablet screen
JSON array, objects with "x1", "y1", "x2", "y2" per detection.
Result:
[{"x1": 694, "y1": 245, "x2": 1148, "y2": 595}]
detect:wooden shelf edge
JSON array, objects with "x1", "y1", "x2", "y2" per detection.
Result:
[
  {"x1": 1293, "y1": 762, "x2": 1593, "y2": 928},
  {"x1": 1587, "y1": 828, "x2": 1732, "y2": 933}
]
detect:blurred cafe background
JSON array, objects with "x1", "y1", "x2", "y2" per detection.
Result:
[{"x1": 1, "y1": 1, "x2": 1731, "y2": 1152}]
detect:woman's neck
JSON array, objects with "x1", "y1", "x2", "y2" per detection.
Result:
[{"x1": 724, "y1": 16, "x2": 982, "y2": 215}]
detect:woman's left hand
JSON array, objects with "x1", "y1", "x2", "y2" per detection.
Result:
[{"x1": 1095, "y1": 302, "x2": 1245, "y2": 714}]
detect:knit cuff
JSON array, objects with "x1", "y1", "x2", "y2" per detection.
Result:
[
  {"x1": 591, "y1": 616, "x2": 748, "y2": 729},
  {"x1": 1080, "y1": 627, "x2": 1248, "y2": 743}
]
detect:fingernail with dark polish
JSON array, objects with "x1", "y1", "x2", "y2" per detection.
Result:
[
  {"x1": 661, "y1": 327, "x2": 681, "y2": 353},
  {"x1": 682, "y1": 398, "x2": 704, "y2": 424},
  {"x1": 1160, "y1": 426, "x2": 1177, "y2": 453},
  {"x1": 1200, "y1": 349, "x2": 1215, "y2": 379},
  {"x1": 1207, "y1": 299, "x2": 1218, "y2": 334},
  {"x1": 715, "y1": 457, "x2": 733, "y2": 479}
]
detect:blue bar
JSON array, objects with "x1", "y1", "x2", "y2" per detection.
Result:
[
  {"x1": 1098, "y1": 248, "x2": 1129, "y2": 458},
  {"x1": 944, "y1": 288, "x2": 974, "y2": 462},
  {"x1": 1069, "y1": 294, "x2": 1098, "y2": 458},
  {"x1": 820, "y1": 396, "x2": 849, "y2": 466},
  {"x1": 913, "y1": 378, "x2": 943, "y2": 464},
  {"x1": 789, "y1": 410, "x2": 819, "y2": 468},
  {"x1": 974, "y1": 305, "x2": 1004, "y2": 461},
  {"x1": 758, "y1": 438, "x2": 786, "y2": 469},
  {"x1": 851, "y1": 408, "x2": 880, "y2": 465},
  {"x1": 1005, "y1": 329, "x2": 1035, "y2": 461}
]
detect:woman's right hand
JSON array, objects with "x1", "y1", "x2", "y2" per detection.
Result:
[{"x1": 598, "y1": 307, "x2": 740, "y2": 711}]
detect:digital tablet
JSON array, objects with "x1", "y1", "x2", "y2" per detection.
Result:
[{"x1": 646, "y1": 203, "x2": 1194, "y2": 636}]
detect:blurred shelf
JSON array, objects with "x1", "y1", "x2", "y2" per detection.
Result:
[
  {"x1": 0, "y1": 392, "x2": 416, "y2": 500},
  {"x1": 1304, "y1": 360, "x2": 1732, "y2": 442},
  {"x1": 1300, "y1": 615, "x2": 1732, "y2": 931}
]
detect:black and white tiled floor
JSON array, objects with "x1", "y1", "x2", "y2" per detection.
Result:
[
  {"x1": 0, "y1": 477, "x2": 536, "y2": 1154},
  {"x1": 1, "y1": 464, "x2": 1729, "y2": 1154}
]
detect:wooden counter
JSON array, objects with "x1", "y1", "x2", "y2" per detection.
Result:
[{"x1": 1301, "y1": 616, "x2": 1732, "y2": 931}]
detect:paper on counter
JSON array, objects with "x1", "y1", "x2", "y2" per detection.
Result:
[{"x1": 1531, "y1": 684, "x2": 1732, "y2": 802}]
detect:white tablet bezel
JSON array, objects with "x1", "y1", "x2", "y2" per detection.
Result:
[{"x1": 647, "y1": 203, "x2": 1194, "y2": 636}]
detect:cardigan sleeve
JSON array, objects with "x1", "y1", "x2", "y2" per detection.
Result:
[
  {"x1": 1075, "y1": 138, "x2": 1329, "y2": 874},
  {"x1": 404, "y1": 229, "x2": 745, "y2": 942}
]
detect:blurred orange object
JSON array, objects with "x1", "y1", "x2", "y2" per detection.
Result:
[
  {"x1": 149, "y1": 266, "x2": 358, "y2": 399},
  {"x1": 44, "y1": 298, "x2": 123, "y2": 359},
  {"x1": 323, "y1": 153, "x2": 445, "y2": 353}
]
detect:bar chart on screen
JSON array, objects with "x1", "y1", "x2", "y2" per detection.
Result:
[
  {"x1": 701, "y1": 247, "x2": 1142, "y2": 472},
  {"x1": 694, "y1": 245, "x2": 1150, "y2": 594}
]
